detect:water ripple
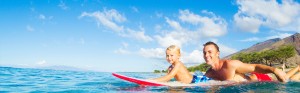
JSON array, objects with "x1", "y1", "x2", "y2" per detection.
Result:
[{"x1": 1, "y1": 67, "x2": 300, "y2": 92}]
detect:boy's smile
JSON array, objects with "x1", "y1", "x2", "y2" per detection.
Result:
[{"x1": 166, "y1": 50, "x2": 180, "y2": 64}]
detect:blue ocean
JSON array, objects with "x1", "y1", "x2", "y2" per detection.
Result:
[{"x1": 1, "y1": 67, "x2": 300, "y2": 93}]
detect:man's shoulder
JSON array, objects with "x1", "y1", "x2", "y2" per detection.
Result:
[
  {"x1": 223, "y1": 59, "x2": 241, "y2": 63},
  {"x1": 223, "y1": 59, "x2": 242, "y2": 67}
]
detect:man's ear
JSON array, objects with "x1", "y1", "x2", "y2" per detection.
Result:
[{"x1": 217, "y1": 52, "x2": 220, "y2": 57}]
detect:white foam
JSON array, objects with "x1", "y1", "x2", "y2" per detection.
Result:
[{"x1": 157, "y1": 80, "x2": 237, "y2": 87}]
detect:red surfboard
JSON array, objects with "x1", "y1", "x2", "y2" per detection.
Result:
[
  {"x1": 112, "y1": 73, "x2": 166, "y2": 86},
  {"x1": 112, "y1": 73, "x2": 238, "y2": 87}
]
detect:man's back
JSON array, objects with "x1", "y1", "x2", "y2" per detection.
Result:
[{"x1": 205, "y1": 60, "x2": 250, "y2": 81}]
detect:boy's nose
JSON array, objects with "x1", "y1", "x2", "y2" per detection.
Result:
[{"x1": 166, "y1": 57, "x2": 170, "y2": 59}]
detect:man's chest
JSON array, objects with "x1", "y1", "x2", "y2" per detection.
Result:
[{"x1": 209, "y1": 69, "x2": 234, "y2": 80}]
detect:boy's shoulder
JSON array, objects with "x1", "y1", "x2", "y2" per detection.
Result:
[
  {"x1": 172, "y1": 62, "x2": 185, "y2": 68},
  {"x1": 175, "y1": 61, "x2": 186, "y2": 66}
]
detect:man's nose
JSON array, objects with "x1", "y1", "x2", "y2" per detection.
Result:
[{"x1": 205, "y1": 53, "x2": 209, "y2": 57}]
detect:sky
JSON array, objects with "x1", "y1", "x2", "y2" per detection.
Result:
[{"x1": 1, "y1": 0, "x2": 300, "y2": 72}]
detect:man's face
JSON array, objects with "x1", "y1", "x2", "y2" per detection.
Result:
[{"x1": 203, "y1": 44, "x2": 219, "y2": 65}]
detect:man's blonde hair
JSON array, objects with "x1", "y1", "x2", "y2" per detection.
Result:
[{"x1": 166, "y1": 45, "x2": 181, "y2": 56}]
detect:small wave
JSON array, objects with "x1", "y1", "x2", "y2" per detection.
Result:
[{"x1": 1, "y1": 67, "x2": 300, "y2": 92}]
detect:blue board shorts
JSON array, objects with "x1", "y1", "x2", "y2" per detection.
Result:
[{"x1": 191, "y1": 75, "x2": 212, "y2": 83}]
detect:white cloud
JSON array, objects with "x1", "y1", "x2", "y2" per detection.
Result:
[
  {"x1": 131, "y1": 6, "x2": 139, "y2": 13},
  {"x1": 166, "y1": 17, "x2": 183, "y2": 31},
  {"x1": 154, "y1": 31, "x2": 195, "y2": 48},
  {"x1": 58, "y1": 0, "x2": 69, "y2": 10},
  {"x1": 179, "y1": 9, "x2": 227, "y2": 37},
  {"x1": 114, "y1": 48, "x2": 131, "y2": 55},
  {"x1": 155, "y1": 12, "x2": 163, "y2": 18},
  {"x1": 155, "y1": 10, "x2": 227, "y2": 48},
  {"x1": 26, "y1": 25, "x2": 35, "y2": 32},
  {"x1": 114, "y1": 42, "x2": 131, "y2": 55},
  {"x1": 30, "y1": 7, "x2": 35, "y2": 12},
  {"x1": 121, "y1": 28, "x2": 153, "y2": 42},
  {"x1": 239, "y1": 32, "x2": 292, "y2": 42},
  {"x1": 239, "y1": 37, "x2": 260, "y2": 42},
  {"x1": 234, "y1": 0, "x2": 300, "y2": 32},
  {"x1": 155, "y1": 25, "x2": 162, "y2": 32},
  {"x1": 36, "y1": 60, "x2": 47, "y2": 65},
  {"x1": 39, "y1": 14, "x2": 46, "y2": 20},
  {"x1": 218, "y1": 44, "x2": 238, "y2": 57},
  {"x1": 80, "y1": 9, "x2": 126, "y2": 32},
  {"x1": 122, "y1": 42, "x2": 129, "y2": 48},
  {"x1": 179, "y1": 10, "x2": 202, "y2": 25},
  {"x1": 38, "y1": 14, "x2": 53, "y2": 21},
  {"x1": 266, "y1": 32, "x2": 292, "y2": 39},
  {"x1": 182, "y1": 50, "x2": 204, "y2": 64},
  {"x1": 138, "y1": 48, "x2": 165, "y2": 59},
  {"x1": 155, "y1": 15, "x2": 195, "y2": 48},
  {"x1": 80, "y1": 38, "x2": 85, "y2": 45},
  {"x1": 80, "y1": 9, "x2": 154, "y2": 43},
  {"x1": 234, "y1": 14, "x2": 263, "y2": 33}
]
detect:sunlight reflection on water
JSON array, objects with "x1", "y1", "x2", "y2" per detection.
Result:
[{"x1": 0, "y1": 67, "x2": 299, "y2": 93}]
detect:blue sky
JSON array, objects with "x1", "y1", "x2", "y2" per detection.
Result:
[{"x1": 1, "y1": 0, "x2": 300, "y2": 72}]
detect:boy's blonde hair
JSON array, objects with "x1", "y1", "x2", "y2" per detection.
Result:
[{"x1": 166, "y1": 45, "x2": 181, "y2": 56}]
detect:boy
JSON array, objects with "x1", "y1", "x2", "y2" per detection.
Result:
[{"x1": 151, "y1": 45, "x2": 210, "y2": 84}]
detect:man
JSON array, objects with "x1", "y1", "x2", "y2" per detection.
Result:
[{"x1": 203, "y1": 41, "x2": 287, "y2": 82}]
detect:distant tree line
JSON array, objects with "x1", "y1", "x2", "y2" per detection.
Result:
[
  {"x1": 187, "y1": 63, "x2": 211, "y2": 72},
  {"x1": 154, "y1": 69, "x2": 167, "y2": 73},
  {"x1": 231, "y1": 45, "x2": 296, "y2": 68}
]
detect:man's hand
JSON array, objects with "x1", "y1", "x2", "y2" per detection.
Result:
[{"x1": 273, "y1": 68, "x2": 287, "y2": 82}]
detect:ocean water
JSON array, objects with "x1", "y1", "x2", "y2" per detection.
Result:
[{"x1": 1, "y1": 67, "x2": 300, "y2": 93}]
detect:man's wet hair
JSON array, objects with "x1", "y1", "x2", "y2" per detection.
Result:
[{"x1": 203, "y1": 41, "x2": 220, "y2": 52}]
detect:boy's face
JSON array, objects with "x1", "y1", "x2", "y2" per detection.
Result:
[
  {"x1": 203, "y1": 44, "x2": 219, "y2": 65},
  {"x1": 166, "y1": 49, "x2": 180, "y2": 64}
]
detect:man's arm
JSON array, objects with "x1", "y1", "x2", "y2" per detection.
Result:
[{"x1": 231, "y1": 60, "x2": 287, "y2": 82}]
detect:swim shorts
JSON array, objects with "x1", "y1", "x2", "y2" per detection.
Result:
[
  {"x1": 252, "y1": 72, "x2": 272, "y2": 81},
  {"x1": 191, "y1": 75, "x2": 212, "y2": 83}
]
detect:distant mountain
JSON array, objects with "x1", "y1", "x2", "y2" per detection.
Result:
[
  {"x1": 0, "y1": 65, "x2": 90, "y2": 72},
  {"x1": 224, "y1": 33, "x2": 300, "y2": 67}
]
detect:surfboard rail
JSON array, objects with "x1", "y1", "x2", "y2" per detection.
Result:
[
  {"x1": 112, "y1": 73, "x2": 239, "y2": 87},
  {"x1": 112, "y1": 73, "x2": 166, "y2": 86}
]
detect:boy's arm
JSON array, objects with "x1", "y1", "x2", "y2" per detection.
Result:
[
  {"x1": 152, "y1": 64, "x2": 180, "y2": 82},
  {"x1": 232, "y1": 60, "x2": 287, "y2": 82}
]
